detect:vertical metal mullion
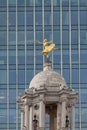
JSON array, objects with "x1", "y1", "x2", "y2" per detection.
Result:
[
  {"x1": 60, "y1": 0, "x2": 63, "y2": 75},
  {"x1": 25, "y1": 0, "x2": 27, "y2": 88},
  {"x1": 42, "y1": 0, "x2": 44, "y2": 64},
  {"x1": 7, "y1": 0, "x2": 9, "y2": 129},
  {"x1": 51, "y1": 0, "x2": 54, "y2": 68},
  {"x1": 16, "y1": 0, "x2": 18, "y2": 129},
  {"x1": 78, "y1": 0, "x2": 81, "y2": 129},
  {"x1": 69, "y1": 0, "x2": 72, "y2": 88},
  {"x1": 34, "y1": 0, "x2": 36, "y2": 75}
]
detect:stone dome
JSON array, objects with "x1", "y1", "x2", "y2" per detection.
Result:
[{"x1": 29, "y1": 62, "x2": 67, "y2": 90}]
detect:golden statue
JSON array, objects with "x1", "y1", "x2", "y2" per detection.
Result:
[{"x1": 42, "y1": 39, "x2": 58, "y2": 56}]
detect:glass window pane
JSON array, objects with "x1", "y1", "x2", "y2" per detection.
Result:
[
  {"x1": 0, "y1": 0, "x2": 7, "y2": 6},
  {"x1": 72, "y1": 30, "x2": 78, "y2": 45},
  {"x1": 71, "y1": 0, "x2": 78, "y2": 6},
  {"x1": 63, "y1": 30, "x2": 69, "y2": 44},
  {"x1": 81, "y1": 69, "x2": 87, "y2": 83},
  {"x1": 0, "y1": 12, "x2": 7, "y2": 26},
  {"x1": 44, "y1": 12, "x2": 51, "y2": 25},
  {"x1": 9, "y1": 0, "x2": 16, "y2": 6},
  {"x1": 18, "y1": 0, "x2": 24, "y2": 6},
  {"x1": 81, "y1": 50, "x2": 87, "y2": 63},
  {"x1": 72, "y1": 69, "x2": 79, "y2": 83},
  {"x1": 36, "y1": 12, "x2": 42, "y2": 25},
  {"x1": 44, "y1": 0, "x2": 51, "y2": 6},
  {"x1": 9, "y1": 31, "x2": 16, "y2": 45},
  {"x1": 9, "y1": 12, "x2": 16, "y2": 26},
  {"x1": 26, "y1": 0, "x2": 33, "y2": 6},
  {"x1": 35, "y1": 0, "x2": 42, "y2": 6},
  {"x1": 0, "y1": 31, "x2": 7, "y2": 45},
  {"x1": 53, "y1": 12, "x2": 60, "y2": 25},
  {"x1": 26, "y1": 12, "x2": 33, "y2": 25},
  {"x1": 80, "y1": 11, "x2": 87, "y2": 25},
  {"x1": 18, "y1": 70, "x2": 25, "y2": 84},
  {"x1": 18, "y1": 12, "x2": 24, "y2": 25},
  {"x1": 53, "y1": 0, "x2": 60, "y2": 6},
  {"x1": 0, "y1": 70, "x2": 7, "y2": 84},
  {"x1": 71, "y1": 11, "x2": 78, "y2": 25},
  {"x1": 18, "y1": 31, "x2": 24, "y2": 45},
  {"x1": 80, "y1": 0, "x2": 87, "y2": 6},
  {"x1": 80, "y1": 30, "x2": 87, "y2": 44},
  {"x1": 9, "y1": 70, "x2": 16, "y2": 84},
  {"x1": 62, "y1": 11, "x2": 69, "y2": 25}
]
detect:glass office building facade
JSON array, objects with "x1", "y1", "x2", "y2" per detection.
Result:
[{"x1": 0, "y1": 0, "x2": 87, "y2": 129}]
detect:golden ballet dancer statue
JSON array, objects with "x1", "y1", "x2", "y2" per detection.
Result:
[{"x1": 42, "y1": 39, "x2": 58, "y2": 56}]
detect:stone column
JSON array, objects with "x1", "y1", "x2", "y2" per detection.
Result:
[
  {"x1": 21, "y1": 109, "x2": 24, "y2": 130},
  {"x1": 61, "y1": 101, "x2": 66, "y2": 128},
  {"x1": 25, "y1": 104, "x2": 29, "y2": 130},
  {"x1": 30, "y1": 106, "x2": 33, "y2": 130},
  {"x1": 57, "y1": 103, "x2": 61, "y2": 130},
  {"x1": 70, "y1": 105, "x2": 75, "y2": 130},
  {"x1": 39, "y1": 100, "x2": 45, "y2": 130}
]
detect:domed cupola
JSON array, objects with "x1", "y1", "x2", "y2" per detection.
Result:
[{"x1": 29, "y1": 61, "x2": 67, "y2": 90}]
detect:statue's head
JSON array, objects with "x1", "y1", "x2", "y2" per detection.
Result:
[{"x1": 43, "y1": 39, "x2": 48, "y2": 43}]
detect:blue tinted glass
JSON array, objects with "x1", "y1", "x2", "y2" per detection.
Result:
[
  {"x1": 44, "y1": 31, "x2": 52, "y2": 40},
  {"x1": 53, "y1": 0, "x2": 60, "y2": 6},
  {"x1": 26, "y1": 12, "x2": 33, "y2": 25},
  {"x1": 36, "y1": 31, "x2": 43, "y2": 42},
  {"x1": 0, "y1": 70, "x2": 7, "y2": 84},
  {"x1": 62, "y1": 11, "x2": 69, "y2": 25},
  {"x1": 44, "y1": 0, "x2": 51, "y2": 6},
  {"x1": 72, "y1": 50, "x2": 78, "y2": 64},
  {"x1": 0, "y1": 31, "x2": 7, "y2": 45},
  {"x1": 72, "y1": 30, "x2": 78, "y2": 45},
  {"x1": 36, "y1": 12, "x2": 42, "y2": 25},
  {"x1": 9, "y1": 70, "x2": 16, "y2": 84},
  {"x1": 80, "y1": 30, "x2": 87, "y2": 44},
  {"x1": 9, "y1": 12, "x2": 16, "y2": 26},
  {"x1": 9, "y1": 50, "x2": 16, "y2": 64},
  {"x1": 53, "y1": 12, "x2": 60, "y2": 25},
  {"x1": 72, "y1": 69, "x2": 79, "y2": 83},
  {"x1": 63, "y1": 30, "x2": 69, "y2": 44},
  {"x1": 81, "y1": 69, "x2": 87, "y2": 83},
  {"x1": 26, "y1": 0, "x2": 33, "y2": 6},
  {"x1": 81, "y1": 50, "x2": 87, "y2": 63},
  {"x1": 71, "y1": 0, "x2": 78, "y2": 6},
  {"x1": 9, "y1": 31, "x2": 16, "y2": 45},
  {"x1": 18, "y1": 0, "x2": 24, "y2": 6},
  {"x1": 71, "y1": 11, "x2": 78, "y2": 25},
  {"x1": 18, "y1": 70, "x2": 25, "y2": 84},
  {"x1": 9, "y1": 0, "x2": 16, "y2": 6},
  {"x1": 18, "y1": 31, "x2": 24, "y2": 44},
  {"x1": 44, "y1": 12, "x2": 51, "y2": 25},
  {"x1": 35, "y1": 0, "x2": 42, "y2": 6},
  {"x1": 0, "y1": 0, "x2": 7, "y2": 6},
  {"x1": 26, "y1": 31, "x2": 34, "y2": 44},
  {"x1": 0, "y1": 12, "x2": 7, "y2": 26},
  {"x1": 63, "y1": 50, "x2": 69, "y2": 64},
  {"x1": 80, "y1": 11, "x2": 87, "y2": 25},
  {"x1": 80, "y1": 0, "x2": 87, "y2": 6},
  {"x1": 9, "y1": 89, "x2": 16, "y2": 103},
  {"x1": 62, "y1": 0, "x2": 69, "y2": 6},
  {"x1": 18, "y1": 50, "x2": 25, "y2": 65},
  {"x1": 9, "y1": 109, "x2": 16, "y2": 123},
  {"x1": 18, "y1": 12, "x2": 24, "y2": 25},
  {"x1": 27, "y1": 52, "x2": 34, "y2": 64},
  {"x1": 53, "y1": 31, "x2": 60, "y2": 45}
]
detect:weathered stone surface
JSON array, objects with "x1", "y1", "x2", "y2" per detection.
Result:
[{"x1": 29, "y1": 62, "x2": 66, "y2": 90}]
